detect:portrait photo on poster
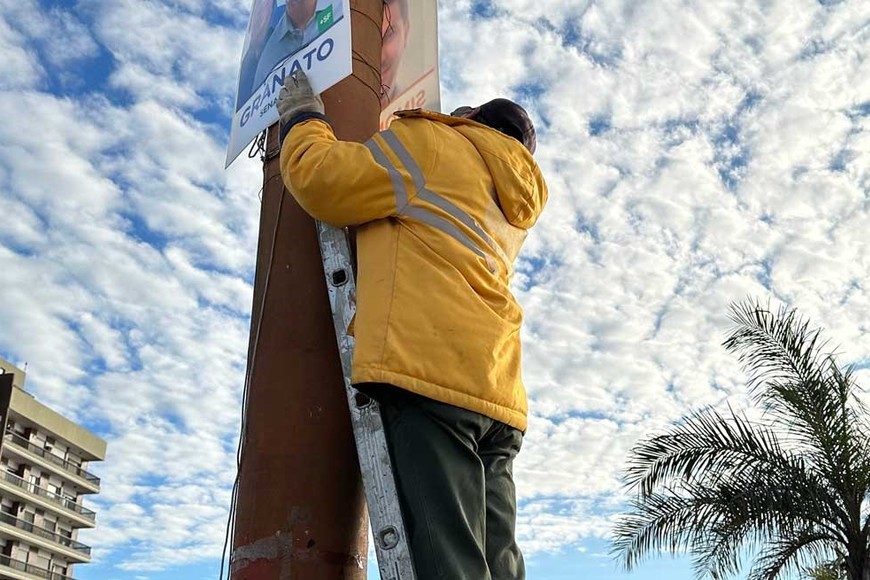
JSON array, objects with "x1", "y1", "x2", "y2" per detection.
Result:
[
  {"x1": 227, "y1": 0, "x2": 352, "y2": 166},
  {"x1": 236, "y1": 0, "x2": 345, "y2": 110},
  {"x1": 379, "y1": 0, "x2": 441, "y2": 129}
]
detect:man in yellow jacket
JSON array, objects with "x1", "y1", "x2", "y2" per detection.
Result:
[{"x1": 277, "y1": 71, "x2": 547, "y2": 580}]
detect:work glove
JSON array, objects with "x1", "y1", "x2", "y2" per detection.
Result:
[{"x1": 277, "y1": 70, "x2": 325, "y2": 127}]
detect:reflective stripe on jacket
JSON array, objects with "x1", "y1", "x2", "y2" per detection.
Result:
[{"x1": 279, "y1": 109, "x2": 548, "y2": 431}]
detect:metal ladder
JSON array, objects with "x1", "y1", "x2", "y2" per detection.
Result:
[{"x1": 314, "y1": 221, "x2": 417, "y2": 580}]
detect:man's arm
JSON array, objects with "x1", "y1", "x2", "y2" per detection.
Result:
[{"x1": 277, "y1": 71, "x2": 403, "y2": 227}]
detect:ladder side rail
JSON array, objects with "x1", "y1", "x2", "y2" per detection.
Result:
[{"x1": 316, "y1": 221, "x2": 417, "y2": 580}]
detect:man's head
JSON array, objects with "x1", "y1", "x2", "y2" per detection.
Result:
[
  {"x1": 249, "y1": 0, "x2": 274, "y2": 47},
  {"x1": 452, "y1": 99, "x2": 537, "y2": 154},
  {"x1": 286, "y1": 0, "x2": 317, "y2": 28},
  {"x1": 381, "y1": 0, "x2": 410, "y2": 103}
]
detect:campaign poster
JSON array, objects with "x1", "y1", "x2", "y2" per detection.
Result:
[
  {"x1": 226, "y1": 0, "x2": 352, "y2": 166},
  {"x1": 379, "y1": 0, "x2": 440, "y2": 129}
]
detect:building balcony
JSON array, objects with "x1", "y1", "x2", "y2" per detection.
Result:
[
  {"x1": 3, "y1": 433, "x2": 100, "y2": 494},
  {"x1": 0, "y1": 554, "x2": 75, "y2": 580},
  {"x1": 0, "y1": 511, "x2": 90, "y2": 563},
  {"x1": 0, "y1": 472, "x2": 95, "y2": 529}
]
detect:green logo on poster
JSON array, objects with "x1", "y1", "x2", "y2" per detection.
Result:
[{"x1": 316, "y1": 5, "x2": 334, "y2": 32}]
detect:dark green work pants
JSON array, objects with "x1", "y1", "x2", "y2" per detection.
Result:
[{"x1": 361, "y1": 383, "x2": 525, "y2": 580}]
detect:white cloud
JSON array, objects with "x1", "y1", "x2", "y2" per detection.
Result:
[
  {"x1": 0, "y1": 18, "x2": 43, "y2": 89},
  {"x1": 91, "y1": 0, "x2": 246, "y2": 108},
  {"x1": 0, "y1": 0, "x2": 104, "y2": 93}
]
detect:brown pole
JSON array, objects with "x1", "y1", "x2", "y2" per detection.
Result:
[{"x1": 231, "y1": 1, "x2": 383, "y2": 578}]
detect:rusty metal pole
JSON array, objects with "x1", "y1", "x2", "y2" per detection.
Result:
[{"x1": 231, "y1": 1, "x2": 383, "y2": 578}]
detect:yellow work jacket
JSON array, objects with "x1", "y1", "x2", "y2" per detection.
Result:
[{"x1": 280, "y1": 109, "x2": 548, "y2": 431}]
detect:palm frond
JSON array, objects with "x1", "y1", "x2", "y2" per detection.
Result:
[
  {"x1": 723, "y1": 300, "x2": 867, "y2": 496},
  {"x1": 688, "y1": 470, "x2": 842, "y2": 580},
  {"x1": 615, "y1": 460, "x2": 842, "y2": 576},
  {"x1": 626, "y1": 405, "x2": 791, "y2": 497},
  {"x1": 693, "y1": 520, "x2": 751, "y2": 579},
  {"x1": 746, "y1": 530, "x2": 832, "y2": 580},
  {"x1": 702, "y1": 473, "x2": 845, "y2": 547},
  {"x1": 724, "y1": 301, "x2": 836, "y2": 442},
  {"x1": 724, "y1": 299, "x2": 831, "y2": 400},
  {"x1": 612, "y1": 492, "x2": 725, "y2": 571},
  {"x1": 689, "y1": 489, "x2": 792, "y2": 580}
]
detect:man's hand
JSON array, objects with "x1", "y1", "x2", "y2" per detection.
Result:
[{"x1": 277, "y1": 70, "x2": 325, "y2": 126}]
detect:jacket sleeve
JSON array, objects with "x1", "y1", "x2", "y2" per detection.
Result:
[{"x1": 279, "y1": 118, "x2": 403, "y2": 227}]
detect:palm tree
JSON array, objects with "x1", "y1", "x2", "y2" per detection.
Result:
[{"x1": 612, "y1": 299, "x2": 870, "y2": 580}]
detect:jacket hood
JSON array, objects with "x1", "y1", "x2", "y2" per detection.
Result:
[{"x1": 395, "y1": 109, "x2": 548, "y2": 230}]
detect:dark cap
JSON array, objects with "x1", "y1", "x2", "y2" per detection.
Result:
[{"x1": 474, "y1": 98, "x2": 537, "y2": 154}]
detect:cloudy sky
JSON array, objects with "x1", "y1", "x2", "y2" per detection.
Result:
[{"x1": 1, "y1": 0, "x2": 868, "y2": 578}]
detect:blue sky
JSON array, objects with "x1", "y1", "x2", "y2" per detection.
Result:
[{"x1": 1, "y1": 0, "x2": 869, "y2": 578}]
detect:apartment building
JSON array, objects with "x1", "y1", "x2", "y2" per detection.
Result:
[{"x1": 0, "y1": 358, "x2": 106, "y2": 580}]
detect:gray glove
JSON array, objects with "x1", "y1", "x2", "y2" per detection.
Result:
[{"x1": 277, "y1": 70, "x2": 325, "y2": 126}]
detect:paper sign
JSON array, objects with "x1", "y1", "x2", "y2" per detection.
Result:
[
  {"x1": 379, "y1": 0, "x2": 441, "y2": 129},
  {"x1": 226, "y1": 0, "x2": 352, "y2": 166}
]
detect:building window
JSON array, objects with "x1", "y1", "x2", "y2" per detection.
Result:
[{"x1": 28, "y1": 549, "x2": 50, "y2": 570}]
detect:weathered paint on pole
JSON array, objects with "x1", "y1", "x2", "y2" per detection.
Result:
[{"x1": 231, "y1": 1, "x2": 383, "y2": 578}]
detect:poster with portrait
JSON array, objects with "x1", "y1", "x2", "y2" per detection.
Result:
[
  {"x1": 379, "y1": 0, "x2": 440, "y2": 129},
  {"x1": 226, "y1": 0, "x2": 352, "y2": 166}
]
